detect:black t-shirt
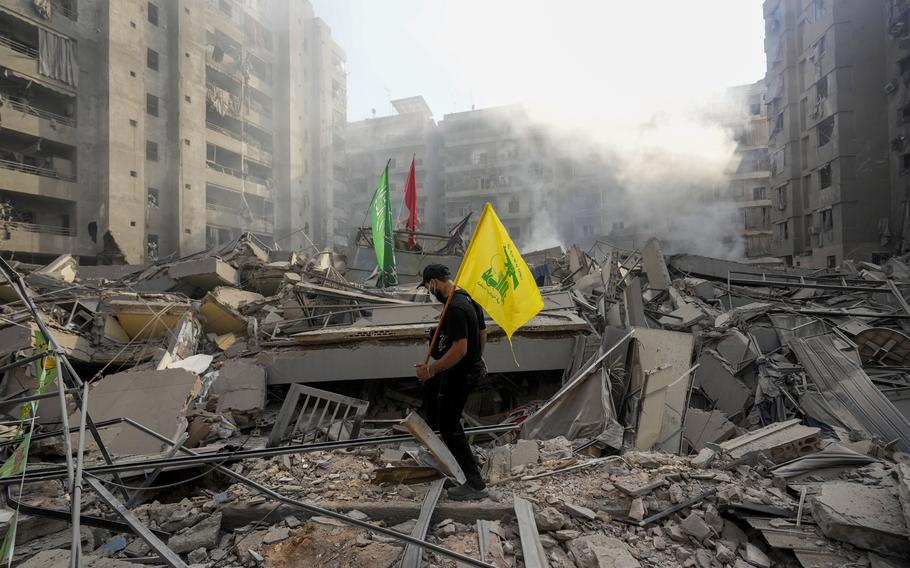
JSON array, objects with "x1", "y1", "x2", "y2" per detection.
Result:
[{"x1": 431, "y1": 289, "x2": 486, "y2": 377}]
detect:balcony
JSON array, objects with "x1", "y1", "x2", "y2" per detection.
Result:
[
  {"x1": 0, "y1": 220, "x2": 77, "y2": 255},
  {"x1": 242, "y1": 141, "x2": 272, "y2": 166},
  {"x1": 206, "y1": 121, "x2": 242, "y2": 153},
  {"x1": 205, "y1": 164, "x2": 270, "y2": 198},
  {"x1": 205, "y1": 202, "x2": 273, "y2": 233},
  {"x1": 0, "y1": 158, "x2": 77, "y2": 202},
  {"x1": 0, "y1": 35, "x2": 74, "y2": 94},
  {"x1": 0, "y1": 97, "x2": 76, "y2": 144}
]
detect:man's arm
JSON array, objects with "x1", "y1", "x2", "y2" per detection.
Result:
[
  {"x1": 428, "y1": 338, "x2": 467, "y2": 376},
  {"x1": 479, "y1": 329, "x2": 487, "y2": 356}
]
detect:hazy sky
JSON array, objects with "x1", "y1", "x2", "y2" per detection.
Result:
[{"x1": 311, "y1": 0, "x2": 768, "y2": 123}]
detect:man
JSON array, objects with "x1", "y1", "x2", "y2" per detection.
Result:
[{"x1": 415, "y1": 264, "x2": 488, "y2": 500}]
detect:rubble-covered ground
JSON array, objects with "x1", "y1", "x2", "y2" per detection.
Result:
[{"x1": 3, "y1": 235, "x2": 910, "y2": 567}]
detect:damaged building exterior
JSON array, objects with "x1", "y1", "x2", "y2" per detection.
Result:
[
  {"x1": 723, "y1": 80, "x2": 774, "y2": 260},
  {"x1": 345, "y1": 96, "x2": 445, "y2": 236},
  {"x1": 0, "y1": 0, "x2": 345, "y2": 264},
  {"x1": 764, "y1": 0, "x2": 892, "y2": 267}
]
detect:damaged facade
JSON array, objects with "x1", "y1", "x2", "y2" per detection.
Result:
[
  {"x1": 2, "y1": 234, "x2": 910, "y2": 567},
  {"x1": 0, "y1": 0, "x2": 346, "y2": 264}
]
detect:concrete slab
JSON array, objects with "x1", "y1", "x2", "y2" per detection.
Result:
[
  {"x1": 199, "y1": 287, "x2": 262, "y2": 335},
  {"x1": 0, "y1": 323, "x2": 33, "y2": 357},
  {"x1": 712, "y1": 419, "x2": 821, "y2": 464},
  {"x1": 70, "y1": 368, "x2": 199, "y2": 455},
  {"x1": 168, "y1": 257, "x2": 239, "y2": 290},
  {"x1": 811, "y1": 482, "x2": 910, "y2": 557},
  {"x1": 213, "y1": 360, "x2": 266, "y2": 415},
  {"x1": 567, "y1": 534, "x2": 641, "y2": 568},
  {"x1": 642, "y1": 238, "x2": 671, "y2": 291},
  {"x1": 694, "y1": 351, "x2": 752, "y2": 419},
  {"x1": 682, "y1": 408, "x2": 738, "y2": 452}
]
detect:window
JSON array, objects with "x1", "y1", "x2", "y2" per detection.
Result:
[
  {"x1": 582, "y1": 224, "x2": 595, "y2": 237},
  {"x1": 903, "y1": 153, "x2": 910, "y2": 174},
  {"x1": 817, "y1": 116, "x2": 834, "y2": 147},
  {"x1": 775, "y1": 184, "x2": 788, "y2": 210},
  {"x1": 777, "y1": 221, "x2": 789, "y2": 241},
  {"x1": 753, "y1": 186, "x2": 766, "y2": 200},
  {"x1": 750, "y1": 103, "x2": 761, "y2": 116},
  {"x1": 146, "y1": 94, "x2": 158, "y2": 117},
  {"x1": 811, "y1": 0, "x2": 826, "y2": 21},
  {"x1": 827, "y1": 255, "x2": 836, "y2": 268},
  {"x1": 509, "y1": 226, "x2": 521, "y2": 239},
  {"x1": 804, "y1": 214, "x2": 813, "y2": 243},
  {"x1": 147, "y1": 2, "x2": 158, "y2": 26},
  {"x1": 816, "y1": 76, "x2": 828, "y2": 101},
  {"x1": 900, "y1": 105, "x2": 910, "y2": 125},
  {"x1": 508, "y1": 196, "x2": 520, "y2": 213},
  {"x1": 819, "y1": 164, "x2": 832, "y2": 188},
  {"x1": 821, "y1": 208, "x2": 833, "y2": 231},
  {"x1": 147, "y1": 188, "x2": 160, "y2": 208},
  {"x1": 146, "y1": 140, "x2": 159, "y2": 161},
  {"x1": 147, "y1": 49, "x2": 158, "y2": 71},
  {"x1": 147, "y1": 234, "x2": 159, "y2": 260}
]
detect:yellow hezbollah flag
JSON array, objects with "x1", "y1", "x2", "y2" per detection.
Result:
[{"x1": 454, "y1": 203, "x2": 544, "y2": 341}]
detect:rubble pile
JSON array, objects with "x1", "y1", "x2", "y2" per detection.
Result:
[{"x1": 3, "y1": 234, "x2": 910, "y2": 567}]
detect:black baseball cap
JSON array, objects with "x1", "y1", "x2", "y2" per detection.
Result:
[{"x1": 419, "y1": 264, "x2": 452, "y2": 287}]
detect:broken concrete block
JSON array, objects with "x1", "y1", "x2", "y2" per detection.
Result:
[
  {"x1": 811, "y1": 482, "x2": 910, "y2": 557},
  {"x1": 642, "y1": 238, "x2": 671, "y2": 292},
  {"x1": 511, "y1": 439, "x2": 540, "y2": 468},
  {"x1": 743, "y1": 543, "x2": 770, "y2": 568},
  {"x1": 712, "y1": 419, "x2": 821, "y2": 464},
  {"x1": 199, "y1": 287, "x2": 262, "y2": 335},
  {"x1": 694, "y1": 351, "x2": 752, "y2": 418},
  {"x1": 680, "y1": 512, "x2": 712, "y2": 541},
  {"x1": 0, "y1": 324, "x2": 34, "y2": 358},
  {"x1": 168, "y1": 512, "x2": 221, "y2": 553},
  {"x1": 168, "y1": 257, "x2": 239, "y2": 290},
  {"x1": 212, "y1": 360, "x2": 267, "y2": 419},
  {"x1": 628, "y1": 498, "x2": 645, "y2": 522},
  {"x1": 70, "y1": 368, "x2": 200, "y2": 455},
  {"x1": 683, "y1": 408, "x2": 738, "y2": 452},
  {"x1": 898, "y1": 463, "x2": 910, "y2": 537},
  {"x1": 615, "y1": 476, "x2": 666, "y2": 497},
  {"x1": 262, "y1": 526, "x2": 290, "y2": 545},
  {"x1": 690, "y1": 447, "x2": 716, "y2": 469},
  {"x1": 534, "y1": 507, "x2": 566, "y2": 531},
  {"x1": 567, "y1": 534, "x2": 641, "y2": 568},
  {"x1": 564, "y1": 502, "x2": 597, "y2": 521}
]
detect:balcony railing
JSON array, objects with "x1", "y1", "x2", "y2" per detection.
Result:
[
  {"x1": 2, "y1": 220, "x2": 76, "y2": 236},
  {"x1": 206, "y1": 121, "x2": 241, "y2": 140},
  {"x1": 0, "y1": 158, "x2": 75, "y2": 182},
  {"x1": 205, "y1": 201, "x2": 274, "y2": 223},
  {"x1": 0, "y1": 35, "x2": 38, "y2": 59},
  {"x1": 206, "y1": 161, "x2": 243, "y2": 178},
  {"x1": 5, "y1": 97, "x2": 76, "y2": 128},
  {"x1": 50, "y1": 0, "x2": 78, "y2": 20}
]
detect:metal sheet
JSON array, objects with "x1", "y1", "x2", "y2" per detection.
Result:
[
  {"x1": 791, "y1": 336, "x2": 910, "y2": 452},
  {"x1": 400, "y1": 479, "x2": 446, "y2": 568},
  {"x1": 514, "y1": 496, "x2": 547, "y2": 568}
]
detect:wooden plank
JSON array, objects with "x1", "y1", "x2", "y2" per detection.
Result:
[{"x1": 402, "y1": 412, "x2": 466, "y2": 484}]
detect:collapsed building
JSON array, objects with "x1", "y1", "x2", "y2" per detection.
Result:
[{"x1": 1, "y1": 233, "x2": 910, "y2": 567}]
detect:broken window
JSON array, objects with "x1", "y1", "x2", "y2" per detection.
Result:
[
  {"x1": 816, "y1": 75, "x2": 828, "y2": 101},
  {"x1": 582, "y1": 224, "x2": 595, "y2": 237},
  {"x1": 900, "y1": 105, "x2": 910, "y2": 125},
  {"x1": 903, "y1": 153, "x2": 910, "y2": 174},
  {"x1": 147, "y1": 188, "x2": 159, "y2": 208},
  {"x1": 147, "y1": 2, "x2": 158, "y2": 26},
  {"x1": 776, "y1": 221, "x2": 789, "y2": 241},
  {"x1": 771, "y1": 148, "x2": 785, "y2": 175},
  {"x1": 821, "y1": 208, "x2": 833, "y2": 231},
  {"x1": 819, "y1": 163, "x2": 832, "y2": 189},
  {"x1": 775, "y1": 184, "x2": 788, "y2": 210},
  {"x1": 804, "y1": 213, "x2": 814, "y2": 243},
  {"x1": 750, "y1": 102, "x2": 761, "y2": 116},
  {"x1": 509, "y1": 225, "x2": 521, "y2": 239},
  {"x1": 146, "y1": 93, "x2": 159, "y2": 117},
  {"x1": 827, "y1": 255, "x2": 836, "y2": 268},
  {"x1": 147, "y1": 48, "x2": 159, "y2": 71},
  {"x1": 147, "y1": 234, "x2": 159, "y2": 260},
  {"x1": 901, "y1": 55, "x2": 910, "y2": 76},
  {"x1": 145, "y1": 141, "x2": 158, "y2": 161},
  {"x1": 753, "y1": 186, "x2": 766, "y2": 200},
  {"x1": 817, "y1": 116, "x2": 834, "y2": 147},
  {"x1": 508, "y1": 196, "x2": 519, "y2": 213}
]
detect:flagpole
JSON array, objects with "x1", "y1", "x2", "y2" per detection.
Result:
[{"x1": 396, "y1": 153, "x2": 415, "y2": 222}]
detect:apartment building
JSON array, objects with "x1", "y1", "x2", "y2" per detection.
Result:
[
  {"x1": 764, "y1": 0, "x2": 891, "y2": 267},
  {"x1": 345, "y1": 97, "x2": 443, "y2": 238},
  {"x1": 439, "y1": 105, "x2": 552, "y2": 249},
  {"x1": 722, "y1": 81, "x2": 773, "y2": 259},
  {"x1": 884, "y1": 0, "x2": 910, "y2": 254},
  {"x1": 0, "y1": 0, "x2": 344, "y2": 264}
]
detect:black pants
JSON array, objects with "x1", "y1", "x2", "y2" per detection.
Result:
[{"x1": 421, "y1": 370, "x2": 484, "y2": 489}]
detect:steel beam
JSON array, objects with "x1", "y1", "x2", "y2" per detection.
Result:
[{"x1": 400, "y1": 478, "x2": 445, "y2": 568}]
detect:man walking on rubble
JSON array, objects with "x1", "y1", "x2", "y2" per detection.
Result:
[{"x1": 415, "y1": 264, "x2": 489, "y2": 500}]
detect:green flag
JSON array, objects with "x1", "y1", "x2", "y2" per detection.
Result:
[{"x1": 370, "y1": 162, "x2": 398, "y2": 287}]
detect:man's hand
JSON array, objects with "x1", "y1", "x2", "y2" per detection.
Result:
[{"x1": 415, "y1": 363, "x2": 434, "y2": 382}]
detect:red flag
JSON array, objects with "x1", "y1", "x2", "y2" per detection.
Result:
[{"x1": 404, "y1": 154, "x2": 418, "y2": 248}]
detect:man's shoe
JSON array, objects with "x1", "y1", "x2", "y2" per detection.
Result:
[{"x1": 446, "y1": 482, "x2": 488, "y2": 501}]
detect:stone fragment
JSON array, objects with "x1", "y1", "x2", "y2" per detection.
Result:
[
  {"x1": 284, "y1": 515, "x2": 301, "y2": 529},
  {"x1": 694, "y1": 549, "x2": 712, "y2": 568},
  {"x1": 346, "y1": 510, "x2": 369, "y2": 521},
  {"x1": 812, "y1": 481, "x2": 910, "y2": 557},
  {"x1": 715, "y1": 542, "x2": 735, "y2": 563},
  {"x1": 535, "y1": 507, "x2": 567, "y2": 531},
  {"x1": 653, "y1": 536, "x2": 667, "y2": 550},
  {"x1": 511, "y1": 439, "x2": 540, "y2": 467},
  {"x1": 680, "y1": 512, "x2": 712, "y2": 541},
  {"x1": 262, "y1": 526, "x2": 290, "y2": 545},
  {"x1": 233, "y1": 530, "x2": 268, "y2": 562},
  {"x1": 615, "y1": 477, "x2": 666, "y2": 497},
  {"x1": 743, "y1": 543, "x2": 770, "y2": 568},
  {"x1": 567, "y1": 534, "x2": 641, "y2": 568},
  {"x1": 690, "y1": 447, "x2": 716, "y2": 469},
  {"x1": 555, "y1": 529, "x2": 580, "y2": 541},
  {"x1": 168, "y1": 512, "x2": 221, "y2": 554},
  {"x1": 704, "y1": 506, "x2": 724, "y2": 534},
  {"x1": 667, "y1": 524, "x2": 687, "y2": 542},
  {"x1": 668, "y1": 483, "x2": 684, "y2": 504},
  {"x1": 187, "y1": 548, "x2": 207, "y2": 564},
  {"x1": 628, "y1": 498, "x2": 645, "y2": 522},
  {"x1": 565, "y1": 502, "x2": 597, "y2": 521}
]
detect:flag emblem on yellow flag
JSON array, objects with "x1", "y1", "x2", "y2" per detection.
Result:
[{"x1": 454, "y1": 203, "x2": 544, "y2": 341}]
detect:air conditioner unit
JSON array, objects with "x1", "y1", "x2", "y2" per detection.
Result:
[{"x1": 885, "y1": 81, "x2": 898, "y2": 95}]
